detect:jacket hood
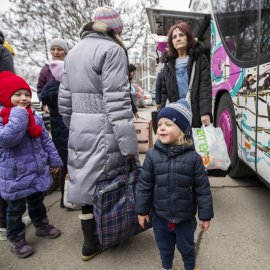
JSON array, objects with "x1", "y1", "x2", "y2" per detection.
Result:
[
  {"x1": 162, "y1": 42, "x2": 205, "y2": 64},
  {"x1": 79, "y1": 21, "x2": 126, "y2": 51},
  {"x1": 162, "y1": 51, "x2": 176, "y2": 64},
  {"x1": 79, "y1": 21, "x2": 128, "y2": 65},
  {"x1": 188, "y1": 41, "x2": 205, "y2": 59},
  {"x1": 154, "y1": 139, "x2": 194, "y2": 157}
]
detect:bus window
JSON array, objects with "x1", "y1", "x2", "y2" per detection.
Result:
[
  {"x1": 260, "y1": 0, "x2": 270, "y2": 58},
  {"x1": 212, "y1": 0, "x2": 259, "y2": 62}
]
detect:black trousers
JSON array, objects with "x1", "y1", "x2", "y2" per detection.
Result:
[
  {"x1": 82, "y1": 205, "x2": 93, "y2": 214},
  {"x1": 0, "y1": 194, "x2": 7, "y2": 228}
]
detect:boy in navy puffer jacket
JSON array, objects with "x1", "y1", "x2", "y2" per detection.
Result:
[
  {"x1": 0, "y1": 71, "x2": 63, "y2": 258},
  {"x1": 135, "y1": 100, "x2": 214, "y2": 270}
]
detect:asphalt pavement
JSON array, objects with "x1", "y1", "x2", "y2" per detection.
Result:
[{"x1": 1, "y1": 105, "x2": 270, "y2": 270}]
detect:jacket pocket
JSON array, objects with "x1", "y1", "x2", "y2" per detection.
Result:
[{"x1": 14, "y1": 161, "x2": 26, "y2": 181}]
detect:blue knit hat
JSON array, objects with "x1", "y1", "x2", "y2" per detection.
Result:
[{"x1": 157, "y1": 100, "x2": 192, "y2": 133}]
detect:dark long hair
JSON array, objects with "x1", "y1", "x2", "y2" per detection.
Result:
[{"x1": 167, "y1": 21, "x2": 196, "y2": 57}]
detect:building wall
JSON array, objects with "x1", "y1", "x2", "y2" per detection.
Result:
[{"x1": 134, "y1": 34, "x2": 157, "y2": 92}]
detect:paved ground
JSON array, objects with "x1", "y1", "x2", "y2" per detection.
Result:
[{"x1": 1, "y1": 105, "x2": 270, "y2": 270}]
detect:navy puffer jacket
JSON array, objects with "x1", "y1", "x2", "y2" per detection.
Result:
[
  {"x1": 41, "y1": 80, "x2": 68, "y2": 165},
  {"x1": 135, "y1": 140, "x2": 214, "y2": 223}
]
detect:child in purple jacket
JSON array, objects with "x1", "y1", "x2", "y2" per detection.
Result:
[{"x1": 0, "y1": 71, "x2": 63, "y2": 258}]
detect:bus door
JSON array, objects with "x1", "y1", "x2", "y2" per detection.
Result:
[{"x1": 255, "y1": 1, "x2": 270, "y2": 182}]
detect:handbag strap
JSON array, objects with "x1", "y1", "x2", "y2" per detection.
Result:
[
  {"x1": 124, "y1": 158, "x2": 138, "y2": 177},
  {"x1": 188, "y1": 60, "x2": 196, "y2": 92}
]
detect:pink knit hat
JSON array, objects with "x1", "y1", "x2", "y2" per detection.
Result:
[{"x1": 93, "y1": 6, "x2": 123, "y2": 34}]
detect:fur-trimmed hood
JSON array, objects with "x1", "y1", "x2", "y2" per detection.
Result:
[
  {"x1": 162, "y1": 42, "x2": 205, "y2": 64},
  {"x1": 79, "y1": 21, "x2": 127, "y2": 54}
]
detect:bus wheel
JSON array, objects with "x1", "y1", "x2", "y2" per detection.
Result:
[{"x1": 216, "y1": 92, "x2": 254, "y2": 177}]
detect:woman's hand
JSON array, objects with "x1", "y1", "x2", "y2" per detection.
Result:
[
  {"x1": 138, "y1": 215, "x2": 150, "y2": 228},
  {"x1": 43, "y1": 105, "x2": 50, "y2": 114},
  {"x1": 50, "y1": 167, "x2": 60, "y2": 174},
  {"x1": 134, "y1": 112, "x2": 139, "y2": 120},
  {"x1": 199, "y1": 220, "x2": 210, "y2": 232},
  {"x1": 16, "y1": 105, "x2": 27, "y2": 109},
  {"x1": 201, "y1": 114, "x2": 210, "y2": 126}
]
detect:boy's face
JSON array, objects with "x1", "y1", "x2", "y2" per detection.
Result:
[
  {"x1": 157, "y1": 118, "x2": 181, "y2": 145},
  {"x1": 11, "y1": 89, "x2": 31, "y2": 108},
  {"x1": 129, "y1": 70, "x2": 135, "y2": 79}
]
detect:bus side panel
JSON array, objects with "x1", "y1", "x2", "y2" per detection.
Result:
[{"x1": 255, "y1": 64, "x2": 270, "y2": 183}]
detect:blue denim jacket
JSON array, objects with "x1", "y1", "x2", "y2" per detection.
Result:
[{"x1": 175, "y1": 56, "x2": 189, "y2": 99}]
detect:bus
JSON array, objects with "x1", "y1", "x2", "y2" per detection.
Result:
[{"x1": 146, "y1": 0, "x2": 270, "y2": 187}]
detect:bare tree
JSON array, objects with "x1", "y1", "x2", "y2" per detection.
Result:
[
  {"x1": 1, "y1": 0, "x2": 112, "y2": 69},
  {"x1": 1, "y1": 0, "x2": 158, "y2": 65},
  {"x1": 114, "y1": 0, "x2": 158, "y2": 49}
]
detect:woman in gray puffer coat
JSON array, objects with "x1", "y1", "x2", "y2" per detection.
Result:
[{"x1": 58, "y1": 6, "x2": 139, "y2": 261}]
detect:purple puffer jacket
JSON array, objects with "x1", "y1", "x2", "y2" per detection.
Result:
[
  {"x1": 37, "y1": 64, "x2": 55, "y2": 97},
  {"x1": 0, "y1": 107, "x2": 63, "y2": 201}
]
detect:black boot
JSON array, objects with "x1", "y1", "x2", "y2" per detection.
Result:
[
  {"x1": 60, "y1": 195, "x2": 65, "y2": 208},
  {"x1": 80, "y1": 214, "x2": 101, "y2": 261}
]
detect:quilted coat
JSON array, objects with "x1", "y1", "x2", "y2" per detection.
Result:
[
  {"x1": 58, "y1": 21, "x2": 139, "y2": 206},
  {"x1": 135, "y1": 140, "x2": 214, "y2": 224},
  {"x1": 0, "y1": 45, "x2": 14, "y2": 74},
  {"x1": 41, "y1": 80, "x2": 68, "y2": 165},
  {"x1": 161, "y1": 42, "x2": 212, "y2": 128},
  {"x1": 37, "y1": 63, "x2": 55, "y2": 98},
  {"x1": 0, "y1": 107, "x2": 63, "y2": 201}
]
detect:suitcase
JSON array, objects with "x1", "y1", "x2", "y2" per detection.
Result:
[
  {"x1": 151, "y1": 109, "x2": 161, "y2": 135},
  {"x1": 134, "y1": 119, "x2": 153, "y2": 153}
]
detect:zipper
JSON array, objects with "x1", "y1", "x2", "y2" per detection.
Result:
[
  {"x1": 189, "y1": 186, "x2": 193, "y2": 202},
  {"x1": 170, "y1": 158, "x2": 175, "y2": 222}
]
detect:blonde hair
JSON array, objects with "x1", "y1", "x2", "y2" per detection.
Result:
[{"x1": 174, "y1": 130, "x2": 193, "y2": 146}]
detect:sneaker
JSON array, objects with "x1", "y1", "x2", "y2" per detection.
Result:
[
  {"x1": 36, "y1": 219, "x2": 61, "y2": 239},
  {"x1": 10, "y1": 232, "x2": 34, "y2": 258},
  {"x1": 194, "y1": 267, "x2": 200, "y2": 270},
  {"x1": 0, "y1": 227, "x2": 7, "y2": 241},
  {"x1": 22, "y1": 216, "x2": 32, "y2": 228}
]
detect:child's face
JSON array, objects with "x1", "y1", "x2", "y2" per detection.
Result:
[
  {"x1": 157, "y1": 118, "x2": 181, "y2": 145},
  {"x1": 11, "y1": 89, "x2": 31, "y2": 108}
]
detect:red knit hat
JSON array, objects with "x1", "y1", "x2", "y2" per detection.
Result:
[
  {"x1": 0, "y1": 71, "x2": 31, "y2": 108},
  {"x1": 0, "y1": 71, "x2": 42, "y2": 138}
]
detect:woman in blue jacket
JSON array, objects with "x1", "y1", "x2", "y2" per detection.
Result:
[{"x1": 135, "y1": 100, "x2": 214, "y2": 270}]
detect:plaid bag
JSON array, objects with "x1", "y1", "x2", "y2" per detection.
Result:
[{"x1": 93, "y1": 161, "x2": 152, "y2": 250}]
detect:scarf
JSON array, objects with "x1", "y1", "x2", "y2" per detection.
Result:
[{"x1": 0, "y1": 107, "x2": 42, "y2": 138}]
